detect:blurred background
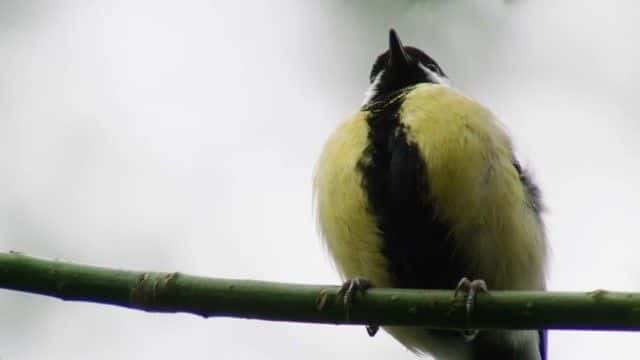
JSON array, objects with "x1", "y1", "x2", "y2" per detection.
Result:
[{"x1": 1, "y1": 0, "x2": 639, "y2": 358}]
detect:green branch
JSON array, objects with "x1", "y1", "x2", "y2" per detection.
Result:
[{"x1": 1, "y1": 251, "x2": 639, "y2": 331}]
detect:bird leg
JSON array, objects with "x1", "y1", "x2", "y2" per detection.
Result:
[
  {"x1": 454, "y1": 277, "x2": 488, "y2": 341},
  {"x1": 337, "y1": 277, "x2": 380, "y2": 337}
]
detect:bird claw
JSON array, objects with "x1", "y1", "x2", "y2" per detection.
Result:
[
  {"x1": 454, "y1": 277, "x2": 488, "y2": 342},
  {"x1": 338, "y1": 277, "x2": 373, "y2": 308},
  {"x1": 337, "y1": 277, "x2": 379, "y2": 337},
  {"x1": 462, "y1": 328, "x2": 480, "y2": 342}
]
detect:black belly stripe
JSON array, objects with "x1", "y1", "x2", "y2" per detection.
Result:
[
  {"x1": 357, "y1": 92, "x2": 471, "y2": 290},
  {"x1": 470, "y1": 330, "x2": 546, "y2": 360}
]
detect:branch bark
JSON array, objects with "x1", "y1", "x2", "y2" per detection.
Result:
[{"x1": 1, "y1": 251, "x2": 639, "y2": 331}]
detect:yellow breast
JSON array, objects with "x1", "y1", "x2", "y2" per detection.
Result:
[
  {"x1": 314, "y1": 111, "x2": 393, "y2": 287},
  {"x1": 399, "y1": 85, "x2": 546, "y2": 289},
  {"x1": 315, "y1": 84, "x2": 546, "y2": 290}
]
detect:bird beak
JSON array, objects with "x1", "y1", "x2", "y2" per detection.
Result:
[{"x1": 388, "y1": 29, "x2": 410, "y2": 70}]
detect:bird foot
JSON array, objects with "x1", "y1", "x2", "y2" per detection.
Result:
[
  {"x1": 454, "y1": 277, "x2": 488, "y2": 341},
  {"x1": 337, "y1": 277, "x2": 379, "y2": 337}
]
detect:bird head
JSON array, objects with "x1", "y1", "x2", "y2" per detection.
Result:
[{"x1": 363, "y1": 29, "x2": 448, "y2": 105}]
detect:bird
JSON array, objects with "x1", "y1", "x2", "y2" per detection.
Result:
[{"x1": 313, "y1": 29, "x2": 548, "y2": 359}]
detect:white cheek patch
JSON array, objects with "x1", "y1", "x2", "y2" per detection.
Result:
[
  {"x1": 361, "y1": 70, "x2": 384, "y2": 106},
  {"x1": 419, "y1": 64, "x2": 450, "y2": 87}
]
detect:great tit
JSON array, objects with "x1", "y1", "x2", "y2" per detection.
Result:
[{"x1": 314, "y1": 29, "x2": 548, "y2": 359}]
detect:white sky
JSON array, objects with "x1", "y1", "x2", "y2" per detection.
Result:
[{"x1": 1, "y1": 1, "x2": 640, "y2": 359}]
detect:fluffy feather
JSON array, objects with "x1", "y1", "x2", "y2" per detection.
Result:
[{"x1": 314, "y1": 83, "x2": 547, "y2": 359}]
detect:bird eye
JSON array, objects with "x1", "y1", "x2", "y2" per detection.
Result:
[{"x1": 426, "y1": 63, "x2": 439, "y2": 73}]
